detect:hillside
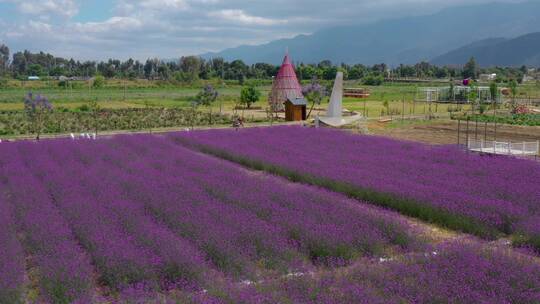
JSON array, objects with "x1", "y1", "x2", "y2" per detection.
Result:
[
  {"x1": 201, "y1": 1, "x2": 540, "y2": 65},
  {"x1": 431, "y1": 32, "x2": 540, "y2": 67}
]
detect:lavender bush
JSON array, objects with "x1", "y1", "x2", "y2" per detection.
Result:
[
  {"x1": 173, "y1": 126, "x2": 540, "y2": 247},
  {"x1": 0, "y1": 144, "x2": 94, "y2": 303},
  {"x1": 2, "y1": 131, "x2": 540, "y2": 302},
  {"x1": 0, "y1": 132, "x2": 426, "y2": 300},
  {"x1": 228, "y1": 241, "x2": 540, "y2": 303},
  {"x1": 0, "y1": 196, "x2": 25, "y2": 303},
  {"x1": 16, "y1": 140, "x2": 213, "y2": 291}
]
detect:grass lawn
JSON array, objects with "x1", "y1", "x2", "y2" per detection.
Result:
[{"x1": 1, "y1": 80, "x2": 537, "y2": 118}]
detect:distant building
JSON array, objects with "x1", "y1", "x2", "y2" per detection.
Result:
[
  {"x1": 54, "y1": 76, "x2": 92, "y2": 81},
  {"x1": 27, "y1": 76, "x2": 40, "y2": 81},
  {"x1": 343, "y1": 88, "x2": 370, "y2": 98},
  {"x1": 269, "y1": 52, "x2": 304, "y2": 112},
  {"x1": 523, "y1": 75, "x2": 535, "y2": 83},
  {"x1": 479, "y1": 73, "x2": 496, "y2": 82},
  {"x1": 523, "y1": 69, "x2": 540, "y2": 82}
]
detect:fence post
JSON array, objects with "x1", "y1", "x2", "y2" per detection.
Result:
[
  {"x1": 364, "y1": 99, "x2": 367, "y2": 117},
  {"x1": 466, "y1": 118, "x2": 470, "y2": 149},
  {"x1": 458, "y1": 118, "x2": 461, "y2": 147},
  {"x1": 402, "y1": 97, "x2": 405, "y2": 122},
  {"x1": 484, "y1": 121, "x2": 487, "y2": 142},
  {"x1": 493, "y1": 114, "x2": 498, "y2": 142},
  {"x1": 475, "y1": 117, "x2": 478, "y2": 140}
]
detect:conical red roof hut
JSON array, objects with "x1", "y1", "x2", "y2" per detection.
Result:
[{"x1": 269, "y1": 53, "x2": 304, "y2": 111}]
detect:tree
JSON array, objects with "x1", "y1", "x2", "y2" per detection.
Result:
[
  {"x1": 195, "y1": 84, "x2": 218, "y2": 107},
  {"x1": 322, "y1": 66, "x2": 338, "y2": 80},
  {"x1": 468, "y1": 81, "x2": 479, "y2": 113},
  {"x1": 240, "y1": 85, "x2": 261, "y2": 109},
  {"x1": 88, "y1": 99, "x2": 101, "y2": 137},
  {"x1": 228, "y1": 60, "x2": 248, "y2": 81},
  {"x1": 24, "y1": 93, "x2": 53, "y2": 140},
  {"x1": 27, "y1": 64, "x2": 44, "y2": 76},
  {"x1": 179, "y1": 56, "x2": 201, "y2": 83},
  {"x1": 144, "y1": 59, "x2": 156, "y2": 79},
  {"x1": 489, "y1": 82, "x2": 498, "y2": 104},
  {"x1": 362, "y1": 75, "x2": 384, "y2": 86},
  {"x1": 382, "y1": 100, "x2": 390, "y2": 115},
  {"x1": 302, "y1": 77, "x2": 327, "y2": 119},
  {"x1": 0, "y1": 44, "x2": 9, "y2": 75},
  {"x1": 157, "y1": 64, "x2": 171, "y2": 80},
  {"x1": 508, "y1": 79, "x2": 518, "y2": 112},
  {"x1": 463, "y1": 57, "x2": 478, "y2": 79},
  {"x1": 194, "y1": 85, "x2": 218, "y2": 127},
  {"x1": 509, "y1": 79, "x2": 518, "y2": 99},
  {"x1": 93, "y1": 75, "x2": 105, "y2": 88}
]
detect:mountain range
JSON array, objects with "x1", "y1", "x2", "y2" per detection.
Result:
[
  {"x1": 201, "y1": 1, "x2": 540, "y2": 66},
  {"x1": 431, "y1": 32, "x2": 540, "y2": 67}
]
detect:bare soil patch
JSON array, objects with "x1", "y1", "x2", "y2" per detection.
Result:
[{"x1": 369, "y1": 119, "x2": 540, "y2": 145}]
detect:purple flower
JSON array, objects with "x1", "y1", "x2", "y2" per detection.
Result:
[{"x1": 173, "y1": 126, "x2": 540, "y2": 248}]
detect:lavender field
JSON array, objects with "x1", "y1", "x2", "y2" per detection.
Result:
[
  {"x1": 0, "y1": 134, "x2": 421, "y2": 303},
  {"x1": 174, "y1": 126, "x2": 540, "y2": 248},
  {"x1": 1, "y1": 132, "x2": 540, "y2": 303}
]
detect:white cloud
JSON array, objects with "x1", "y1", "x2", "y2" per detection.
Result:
[
  {"x1": 27, "y1": 20, "x2": 53, "y2": 32},
  {"x1": 208, "y1": 9, "x2": 287, "y2": 26},
  {"x1": 1, "y1": 0, "x2": 78, "y2": 18},
  {"x1": 140, "y1": 0, "x2": 189, "y2": 10},
  {"x1": 0, "y1": 0, "x2": 523, "y2": 60},
  {"x1": 74, "y1": 17, "x2": 143, "y2": 33}
]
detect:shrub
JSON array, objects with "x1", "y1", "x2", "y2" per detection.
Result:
[
  {"x1": 93, "y1": 75, "x2": 105, "y2": 88},
  {"x1": 362, "y1": 75, "x2": 384, "y2": 86}
]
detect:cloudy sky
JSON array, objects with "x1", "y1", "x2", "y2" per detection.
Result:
[{"x1": 0, "y1": 0, "x2": 522, "y2": 60}]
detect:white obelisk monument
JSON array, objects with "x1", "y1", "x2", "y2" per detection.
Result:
[
  {"x1": 326, "y1": 72, "x2": 343, "y2": 118},
  {"x1": 319, "y1": 71, "x2": 362, "y2": 127}
]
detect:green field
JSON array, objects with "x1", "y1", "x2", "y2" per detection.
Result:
[
  {"x1": 0, "y1": 80, "x2": 470, "y2": 114},
  {"x1": 1, "y1": 79, "x2": 538, "y2": 138}
]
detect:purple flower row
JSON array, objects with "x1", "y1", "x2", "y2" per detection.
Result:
[
  {"x1": 172, "y1": 126, "x2": 540, "y2": 243},
  {"x1": 0, "y1": 143, "x2": 94, "y2": 303},
  {"x1": 109, "y1": 241, "x2": 540, "y2": 303},
  {"x1": 0, "y1": 195, "x2": 25, "y2": 303},
  {"x1": 237, "y1": 241, "x2": 540, "y2": 303},
  {"x1": 114, "y1": 134, "x2": 423, "y2": 263},
  {"x1": 15, "y1": 140, "x2": 214, "y2": 291},
  {"x1": 0, "y1": 132, "x2": 427, "y2": 300}
]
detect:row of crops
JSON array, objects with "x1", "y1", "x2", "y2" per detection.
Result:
[
  {"x1": 174, "y1": 126, "x2": 540, "y2": 250},
  {"x1": 0, "y1": 134, "x2": 422, "y2": 303},
  {"x1": 1, "y1": 129, "x2": 540, "y2": 302},
  {"x1": 0, "y1": 108, "x2": 233, "y2": 136},
  {"x1": 459, "y1": 113, "x2": 540, "y2": 126}
]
